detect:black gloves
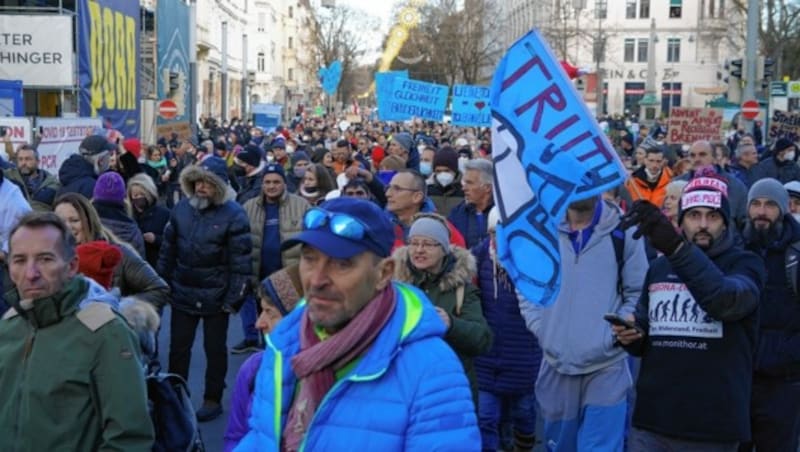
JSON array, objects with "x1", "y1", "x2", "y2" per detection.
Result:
[{"x1": 620, "y1": 200, "x2": 684, "y2": 256}]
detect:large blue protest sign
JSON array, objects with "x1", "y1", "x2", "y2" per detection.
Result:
[
  {"x1": 78, "y1": 0, "x2": 140, "y2": 137},
  {"x1": 375, "y1": 70, "x2": 408, "y2": 121},
  {"x1": 319, "y1": 60, "x2": 343, "y2": 95},
  {"x1": 253, "y1": 103, "x2": 283, "y2": 133},
  {"x1": 491, "y1": 29, "x2": 627, "y2": 307},
  {"x1": 452, "y1": 84, "x2": 491, "y2": 126},
  {"x1": 388, "y1": 77, "x2": 448, "y2": 122},
  {"x1": 157, "y1": 0, "x2": 190, "y2": 126}
]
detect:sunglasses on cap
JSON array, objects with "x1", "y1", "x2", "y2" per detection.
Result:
[{"x1": 303, "y1": 207, "x2": 367, "y2": 240}]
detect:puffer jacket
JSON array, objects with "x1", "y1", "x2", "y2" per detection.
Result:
[
  {"x1": 393, "y1": 246, "x2": 493, "y2": 403},
  {"x1": 233, "y1": 283, "x2": 480, "y2": 451},
  {"x1": 472, "y1": 238, "x2": 542, "y2": 395},
  {"x1": 94, "y1": 200, "x2": 146, "y2": 257},
  {"x1": 3, "y1": 168, "x2": 60, "y2": 211},
  {"x1": 243, "y1": 190, "x2": 309, "y2": 279},
  {"x1": 57, "y1": 154, "x2": 96, "y2": 199},
  {"x1": 157, "y1": 165, "x2": 253, "y2": 315}
]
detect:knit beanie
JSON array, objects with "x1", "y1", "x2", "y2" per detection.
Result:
[
  {"x1": 200, "y1": 155, "x2": 229, "y2": 184},
  {"x1": 392, "y1": 132, "x2": 413, "y2": 153},
  {"x1": 122, "y1": 138, "x2": 142, "y2": 159},
  {"x1": 408, "y1": 217, "x2": 450, "y2": 253},
  {"x1": 93, "y1": 171, "x2": 127, "y2": 206},
  {"x1": 76, "y1": 241, "x2": 123, "y2": 289},
  {"x1": 291, "y1": 150, "x2": 310, "y2": 166},
  {"x1": 678, "y1": 167, "x2": 731, "y2": 226},
  {"x1": 235, "y1": 144, "x2": 263, "y2": 168},
  {"x1": 748, "y1": 178, "x2": 789, "y2": 217},
  {"x1": 433, "y1": 147, "x2": 459, "y2": 173},
  {"x1": 263, "y1": 163, "x2": 286, "y2": 181}
]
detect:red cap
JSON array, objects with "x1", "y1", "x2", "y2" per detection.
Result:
[
  {"x1": 76, "y1": 241, "x2": 123, "y2": 289},
  {"x1": 122, "y1": 138, "x2": 142, "y2": 159}
]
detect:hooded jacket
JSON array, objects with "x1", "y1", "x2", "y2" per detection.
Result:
[
  {"x1": 57, "y1": 154, "x2": 97, "y2": 199},
  {"x1": 0, "y1": 276, "x2": 154, "y2": 451},
  {"x1": 233, "y1": 283, "x2": 480, "y2": 451},
  {"x1": 518, "y1": 201, "x2": 649, "y2": 375},
  {"x1": 472, "y1": 238, "x2": 542, "y2": 395},
  {"x1": 624, "y1": 229, "x2": 764, "y2": 442},
  {"x1": 243, "y1": 190, "x2": 310, "y2": 278},
  {"x1": 157, "y1": 165, "x2": 253, "y2": 315},
  {"x1": 743, "y1": 214, "x2": 800, "y2": 380},
  {"x1": 392, "y1": 246, "x2": 492, "y2": 402}
]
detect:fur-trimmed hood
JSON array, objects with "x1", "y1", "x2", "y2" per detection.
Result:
[
  {"x1": 179, "y1": 164, "x2": 236, "y2": 206},
  {"x1": 392, "y1": 245, "x2": 476, "y2": 292}
]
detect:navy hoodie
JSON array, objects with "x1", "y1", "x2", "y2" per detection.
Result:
[
  {"x1": 57, "y1": 154, "x2": 97, "y2": 199},
  {"x1": 625, "y1": 229, "x2": 765, "y2": 442}
]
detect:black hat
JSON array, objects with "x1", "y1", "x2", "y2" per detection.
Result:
[
  {"x1": 236, "y1": 145, "x2": 263, "y2": 168},
  {"x1": 79, "y1": 135, "x2": 115, "y2": 156},
  {"x1": 774, "y1": 137, "x2": 797, "y2": 153},
  {"x1": 263, "y1": 163, "x2": 286, "y2": 181}
]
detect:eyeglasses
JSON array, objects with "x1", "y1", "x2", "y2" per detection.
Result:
[
  {"x1": 408, "y1": 240, "x2": 440, "y2": 250},
  {"x1": 303, "y1": 208, "x2": 367, "y2": 240},
  {"x1": 386, "y1": 184, "x2": 419, "y2": 193}
]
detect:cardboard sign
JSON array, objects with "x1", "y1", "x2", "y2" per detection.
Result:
[{"x1": 666, "y1": 108, "x2": 723, "y2": 144}]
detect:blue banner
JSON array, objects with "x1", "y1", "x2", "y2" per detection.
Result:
[
  {"x1": 490, "y1": 29, "x2": 627, "y2": 307},
  {"x1": 375, "y1": 70, "x2": 408, "y2": 121},
  {"x1": 78, "y1": 0, "x2": 140, "y2": 138},
  {"x1": 157, "y1": 0, "x2": 190, "y2": 126},
  {"x1": 319, "y1": 60, "x2": 342, "y2": 95},
  {"x1": 387, "y1": 77, "x2": 448, "y2": 122},
  {"x1": 452, "y1": 84, "x2": 491, "y2": 127},
  {"x1": 252, "y1": 103, "x2": 282, "y2": 133}
]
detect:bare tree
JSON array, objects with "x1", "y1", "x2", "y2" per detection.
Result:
[
  {"x1": 303, "y1": 5, "x2": 378, "y2": 104},
  {"x1": 731, "y1": 0, "x2": 800, "y2": 78}
]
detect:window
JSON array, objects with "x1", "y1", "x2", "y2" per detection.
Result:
[
  {"x1": 661, "y1": 82, "x2": 682, "y2": 113},
  {"x1": 624, "y1": 38, "x2": 635, "y2": 62},
  {"x1": 288, "y1": 6, "x2": 293, "y2": 18},
  {"x1": 637, "y1": 38, "x2": 649, "y2": 62},
  {"x1": 626, "y1": 0, "x2": 637, "y2": 18},
  {"x1": 670, "y1": 0, "x2": 682, "y2": 18},
  {"x1": 288, "y1": 68, "x2": 294, "y2": 81},
  {"x1": 667, "y1": 38, "x2": 681, "y2": 62},
  {"x1": 624, "y1": 82, "x2": 646, "y2": 116},
  {"x1": 640, "y1": 0, "x2": 650, "y2": 18},
  {"x1": 288, "y1": 37, "x2": 293, "y2": 49},
  {"x1": 258, "y1": 13, "x2": 265, "y2": 32},
  {"x1": 257, "y1": 52, "x2": 265, "y2": 72},
  {"x1": 595, "y1": 0, "x2": 607, "y2": 19}
]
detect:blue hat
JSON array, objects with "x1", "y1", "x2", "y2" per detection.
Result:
[
  {"x1": 200, "y1": 156, "x2": 229, "y2": 184},
  {"x1": 281, "y1": 197, "x2": 395, "y2": 259},
  {"x1": 392, "y1": 132, "x2": 413, "y2": 152},
  {"x1": 263, "y1": 163, "x2": 286, "y2": 181}
]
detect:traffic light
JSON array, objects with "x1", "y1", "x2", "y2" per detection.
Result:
[
  {"x1": 724, "y1": 58, "x2": 743, "y2": 103},
  {"x1": 169, "y1": 72, "x2": 180, "y2": 91},
  {"x1": 757, "y1": 57, "x2": 775, "y2": 81},
  {"x1": 726, "y1": 58, "x2": 744, "y2": 79}
]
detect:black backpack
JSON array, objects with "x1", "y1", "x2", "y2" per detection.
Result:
[{"x1": 146, "y1": 361, "x2": 205, "y2": 452}]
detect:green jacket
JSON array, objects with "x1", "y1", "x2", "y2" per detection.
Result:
[
  {"x1": 3, "y1": 168, "x2": 60, "y2": 211},
  {"x1": 392, "y1": 246, "x2": 493, "y2": 402},
  {"x1": 244, "y1": 190, "x2": 310, "y2": 280},
  {"x1": 0, "y1": 277, "x2": 154, "y2": 451}
]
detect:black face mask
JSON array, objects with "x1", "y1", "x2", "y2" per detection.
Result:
[{"x1": 132, "y1": 197, "x2": 150, "y2": 212}]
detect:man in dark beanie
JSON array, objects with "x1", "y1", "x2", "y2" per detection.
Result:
[
  {"x1": 740, "y1": 177, "x2": 800, "y2": 452},
  {"x1": 388, "y1": 132, "x2": 419, "y2": 171},
  {"x1": 57, "y1": 135, "x2": 115, "y2": 199},
  {"x1": 158, "y1": 155, "x2": 253, "y2": 421},
  {"x1": 750, "y1": 137, "x2": 800, "y2": 184},
  {"x1": 234, "y1": 144, "x2": 266, "y2": 204},
  {"x1": 614, "y1": 168, "x2": 765, "y2": 450},
  {"x1": 428, "y1": 146, "x2": 464, "y2": 216}
]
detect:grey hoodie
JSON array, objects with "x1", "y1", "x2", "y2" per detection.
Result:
[{"x1": 519, "y1": 201, "x2": 648, "y2": 375}]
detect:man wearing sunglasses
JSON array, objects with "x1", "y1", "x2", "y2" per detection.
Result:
[{"x1": 232, "y1": 197, "x2": 480, "y2": 451}]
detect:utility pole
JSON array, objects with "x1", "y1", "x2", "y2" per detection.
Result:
[
  {"x1": 573, "y1": 0, "x2": 586, "y2": 63},
  {"x1": 189, "y1": 0, "x2": 198, "y2": 125},
  {"x1": 742, "y1": 0, "x2": 759, "y2": 132},
  {"x1": 595, "y1": 17, "x2": 604, "y2": 116},
  {"x1": 221, "y1": 21, "x2": 228, "y2": 122},
  {"x1": 241, "y1": 33, "x2": 248, "y2": 121}
]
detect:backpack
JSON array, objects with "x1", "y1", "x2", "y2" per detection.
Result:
[{"x1": 146, "y1": 361, "x2": 205, "y2": 452}]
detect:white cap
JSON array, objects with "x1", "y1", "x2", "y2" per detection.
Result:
[{"x1": 784, "y1": 181, "x2": 800, "y2": 198}]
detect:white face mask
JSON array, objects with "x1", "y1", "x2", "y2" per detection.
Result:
[
  {"x1": 793, "y1": 213, "x2": 800, "y2": 223},
  {"x1": 419, "y1": 161, "x2": 433, "y2": 176},
  {"x1": 784, "y1": 151, "x2": 796, "y2": 162},
  {"x1": 266, "y1": 155, "x2": 275, "y2": 162},
  {"x1": 286, "y1": 145, "x2": 295, "y2": 154},
  {"x1": 435, "y1": 172, "x2": 455, "y2": 187}
]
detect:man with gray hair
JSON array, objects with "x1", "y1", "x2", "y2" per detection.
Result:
[
  {"x1": 448, "y1": 158, "x2": 495, "y2": 249},
  {"x1": 57, "y1": 135, "x2": 115, "y2": 199},
  {"x1": 729, "y1": 142, "x2": 759, "y2": 187}
]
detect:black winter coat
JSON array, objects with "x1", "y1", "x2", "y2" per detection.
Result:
[
  {"x1": 57, "y1": 154, "x2": 96, "y2": 199},
  {"x1": 133, "y1": 202, "x2": 171, "y2": 270},
  {"x1": 93, "y1": 201, "x2": 146, "y2": 257}
]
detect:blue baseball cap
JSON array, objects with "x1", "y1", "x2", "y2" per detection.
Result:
[{"x1": 281, "y1": 197, "x2": 395, "y2": 259}]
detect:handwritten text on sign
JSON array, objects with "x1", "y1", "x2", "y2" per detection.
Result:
[
  {"x1": 389, "y1": 78, "x2": 448, "y2": 122},
  {"x1": 452, "y1": 84, "x2": 491, "y2": 127},
  {"x1": 770, "y1": 110, "x2": 800, "y2": 142},
  {"x1": 666, "y1": 108, "x2": 723, "y2": 144},
  {"x1": 491, "y1": 30, "x2": 626, "y2": 307}
]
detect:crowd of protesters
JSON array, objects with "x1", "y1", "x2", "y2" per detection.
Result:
[{"x1": 0, "y1": 109, "x2": 798, "y2": 452}]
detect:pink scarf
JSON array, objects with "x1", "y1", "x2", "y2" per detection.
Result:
[{"x1": 281, "y1": 285, "x2": 396, "y2": 451}]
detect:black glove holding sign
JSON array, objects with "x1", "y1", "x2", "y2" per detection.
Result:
[{"x1": 619, "y1": 200, "x2": 684, "y2": 256}]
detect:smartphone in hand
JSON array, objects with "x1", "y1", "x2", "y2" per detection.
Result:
[{"x1": 603, "y1": 313, "x2": 636, "y2": 329}]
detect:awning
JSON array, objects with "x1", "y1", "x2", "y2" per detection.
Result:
[{"x1": 694, "y1": 86, "x2": 728, "y2": 95}]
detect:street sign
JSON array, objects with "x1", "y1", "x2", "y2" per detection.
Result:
[
  {"x1": 771, "y1": 81, "x2": 788, "y2": 97},
  {"x1": 788, "y1": 81, "x2": 800, "y2": 98},
  {"x1": 741, "y1": 99, "x2": 760, "y2": 120},
  {"x1": 158, "y1": 99, "x2": 178, "y2": 120}
]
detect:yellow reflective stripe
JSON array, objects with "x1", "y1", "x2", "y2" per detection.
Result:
[
  {"x1": 266, "y1": 335, "x2": 283, "y2": 443},
  {"x1": 396, "y1": 283, "x2": 423, "y2": 340}
]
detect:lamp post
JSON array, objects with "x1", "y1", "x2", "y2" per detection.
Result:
[{"x1": 572, "y1": 0, "x2": 586, "y2": 63}]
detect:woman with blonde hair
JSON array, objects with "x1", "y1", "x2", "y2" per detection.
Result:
[
  {"x1": 662, "y1": 180, "x2": 688, "y2": 229},
  {"x1": 54, "y1": 192, "x2": 169, "y2": 309}
]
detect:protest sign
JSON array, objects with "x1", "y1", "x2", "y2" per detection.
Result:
[
  {"x1": 0, "y1": 117, "x2": 32, "y2": 161},
  {"x1": 770, "y1": 110, "x2": 800, "y2": 142},
  {"x1": 253, "y1": 103, "x2": 283, "y2": 133},
  {"x1": 375, "y1": 70, "x2": 408, "y2": 121},
  {"x1": 666, "y1": 107, "x2": 723, "y2": 144},
  {"x1": 490, "y1": 29, "x2": 627, "y2": 307},
  {"x1": 36, "y1": 117, "x2": 102, "y2": 173},
  {"x1": 452, "y1": 84, "x2": 491, "y2": 127},
  {"x1": 387, "y1": 77, "x2": 448, "y2": 122}
]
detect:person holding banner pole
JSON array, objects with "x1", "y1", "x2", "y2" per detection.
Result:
[{"x1": 519, "y1": 196, "x2": 648, "y2": 452}]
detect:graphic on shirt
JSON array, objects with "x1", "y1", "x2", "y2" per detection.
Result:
[{"x1": 648, "y1": 282, "x2": 722, "y2": 339}]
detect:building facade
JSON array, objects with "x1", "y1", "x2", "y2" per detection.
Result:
[{"x1": 502, "y1": 0, "x2": 746, "y2": 116}]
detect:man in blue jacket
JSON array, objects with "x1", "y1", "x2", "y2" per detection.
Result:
[
  {"x1": 233, "y1": 197, "x2": 479, "y2": 451},
  {"x1": 615, "y1": 169, "x2": 765, "y2": 451},
  {"x1": 449, "y1": 158, "x2": 494, "y2": 249},
  {"x1": 740, "y1": 178, "x2": 800, "y2": 452}
]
